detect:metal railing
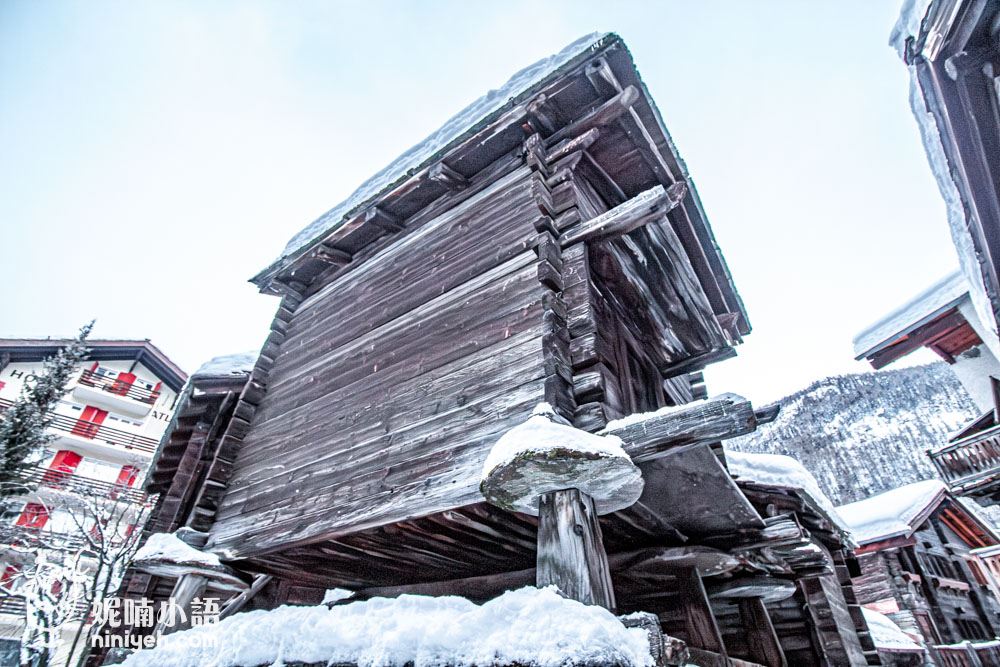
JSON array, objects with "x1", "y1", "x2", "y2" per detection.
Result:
[
  {"x1": 18, "y1": 466, "x2": 146, "y2": 504},
  {"x1": 0, "y1": 399, "x2": 158, "y2": 454},
  {"x1": 0, "y1": 524, "x2": 86, "y2": 551},
  {"x1": 77, "y1": 369, "x2": 160, "y2": 405},
  {"x1": 928, "y1": 424, "x2": 1000, "y2": 493}
]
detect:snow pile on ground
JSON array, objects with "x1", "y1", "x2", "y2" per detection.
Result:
[
  {"x1": 862, "y1": 608, "x2": 923, "y2": 653},
  {"x1": 119, "y1": 586, "x2": 653, "y2": 667},
  {"x1": 265, "y1": 33, "x2": 610, "y2": 275},
  {"x1": 836, "y1": 480, "x2": 946, "y2": 545},
  {"x1": 725, "y1": 450, "x2": 848, "y2": 532},
  {"x1": 193, "y1": 352, "x2": 258, "y2": 377},
  {"x1": 133, "y1": 533, "x2": 221, "y2": 568},
  {"x1": 481, "y1": 404, "x2": 630, "y2": 480}
]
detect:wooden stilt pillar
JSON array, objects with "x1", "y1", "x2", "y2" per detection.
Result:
[
  {"x1": 739, "y1": 597, "x2": 787, "y2": 667},
  {"x1": 676, "y1": 566, "x2": 727, "y2": 658},
  {"x1": 536, "y1": 488, "x2": 615, "y2": 610},
  {"x1": 155, "y1": 574, "x2": 207, "y2": 636}
]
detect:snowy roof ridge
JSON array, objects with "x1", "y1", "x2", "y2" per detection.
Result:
[
  {"x1": 254, "y1": 32, "x2": 615, "y2": 284},
  {"x1": 835, "y1": 479, "x2": 947, "y2": 545},
  {"x1": 862, "y1": 608, "x2": 923, "y2": 653},
  {"x1": 724, "y1": 450, "x2": 850, "y2": 535},
  {"x1": 852, "y1": 270, "x2": 968, "y2": 360},
  {"x1": 192, "y1": 351, "x2": 258, "y2": 378}
]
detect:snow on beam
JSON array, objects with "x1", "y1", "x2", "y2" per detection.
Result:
[{"x1": 600, "y1": 393, "x2": 757, "y2": 463}]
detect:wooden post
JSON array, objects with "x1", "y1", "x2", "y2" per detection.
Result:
[
  {"x1": 155, "y1": 574, "x2": 207, "y2": 636},
  {"x1": 739, "y1": 597, "x2": 787, "y2": 667},
  {"x1": 675, "y1": 566, "x2": 727, "y2": 657},
  {"x1": 536, "y1": 488, "x2": 615, "y2": 610}
]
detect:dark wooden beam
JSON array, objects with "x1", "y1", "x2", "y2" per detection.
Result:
[
  {"x1": 311, "y1": 244, "x2": 352, "y2": 266},
  {"x1": 429, "y1": 161, "x2": 469, "y2": 191},
  {"x1": 601, "y1": 393, "x2": 757, "y2": 462},
  {"x1": 868, "y1": 308, "x2": 967, "y2": 369},
  {"x1": 559, "y1": 183, "x2": 686, "y2": 248},
  {"x1": 739, "y1": 597, "x2": 787, "y2": 667},
  {"x1": 364, "y1": 206, "x2": 404, "y2": 233},
  {"x1": 676, "y1": 566, "x2": 727, "y2": 656},
  {"x1": 545, "y1": 85, "x2": 639, "y2": 146}
]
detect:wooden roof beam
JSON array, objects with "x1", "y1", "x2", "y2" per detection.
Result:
[
  {"x1": 869, "y1": 308, "x2": 968, "y2": 368},
  {"x1": 544, "y1": 85, "x2": 639, "y2": 147},
  {"x1": 559, "y1": 183, "x2": 686, "y2": 248},
  {"x1": 600, "y1": 393, "x2": 758, "y2": 463}
]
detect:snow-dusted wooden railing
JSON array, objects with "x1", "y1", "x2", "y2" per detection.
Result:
[
  {"x1": 928, "y1": 424, "x2": 1000, "y2": 492},
  {"x1": 933, "y1": 640, "x2": 1000, "y2": 666}
]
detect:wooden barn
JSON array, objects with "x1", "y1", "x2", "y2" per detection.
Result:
[
  {"x1": 103, "y1": 33, "x2": 878, "y2": 667},
  {"x1": 838, "y1": 480, "x2": 1000, "y2": 665}
]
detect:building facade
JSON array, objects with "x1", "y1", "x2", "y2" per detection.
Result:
[
  {"x1": 839, "y1": 480, "x2": 1000, "y2": 665},
  {"x1": 0, "y1": 339, "x2": 185, "y2": 665}
]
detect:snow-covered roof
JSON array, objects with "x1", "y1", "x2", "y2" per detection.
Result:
[
  {"x1": 862, "y1": 608, "x2": 923, "y2": 653},
  {"x1": 724, "y1": 450, "x2": 849, "y2": 534},
  {"x1": 192, "y1": 351, "x2": 258, "y2": 378},
  {"x1": 256, "y1": 32, "x2": 612, "y2": 282},
  {"x1": 836, "y1": 480, "x2": 946, "y2": 545},
  {"x1": 120, "y1": 586, "x2": 653, "y2": 667},
  {"x1": 853, "y1": 271, "x2": 968, "y2": 360}
]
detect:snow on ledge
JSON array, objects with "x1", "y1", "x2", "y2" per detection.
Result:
[
  {"x1": 862, "y1": 608, "x2": 923, "y2": 653},
  {"x1": 133, "y1": 533, "x2": 222, "y2": 568},
  {"x1": 836, "y1": 480, "x2": 946, "y2": 545},
  {"x1": 119, "y1": 586, "x2": 654, "y2": 667},
  {"x1": 724, "y1": 450, "x2": 849, "y2": 535},
  {"x1": 193, "y1": 351, "x2": 258, "y2": 378},
  {"x1": 481, "y1": 403, "x2": 630, "y2": 482}
]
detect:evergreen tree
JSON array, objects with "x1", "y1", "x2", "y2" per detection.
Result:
[{"x1": 0, "y1": 323, "x2": 93, "y2": 500}]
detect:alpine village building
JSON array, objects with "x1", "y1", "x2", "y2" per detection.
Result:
[
  {"x1": 100, "y1": 34, "x2": 882, "y2": 667},
  {"x1": 0, "y1": 339, "x2": 186, "y2": 666},
  {"x1": 838, "y1": 481, "x2": 1000, "y2": 665}
]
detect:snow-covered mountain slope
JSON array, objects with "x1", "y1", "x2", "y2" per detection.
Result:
[{"x1": 727, "y1": 363, "x2": 978, "y2": 505}]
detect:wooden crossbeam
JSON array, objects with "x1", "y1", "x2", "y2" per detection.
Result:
[
  {"x1": 429, "y1": 161, "x2": 469, "y2": 190},
  {"x1": 545, "y1": 85, "x2": 639, "y2": 146},
  {"x1": 559, "y1": 183, "x2": 687, "y2": 248},
  {"x1": 364, "y1": 206, "x2": 404, "y2": 233},
  {"x1": 600, "y1": 393, "x2": 757, "y2": 462},
  {"x1": 869, "y1": 308, "x2": 967, "y2": 369}
]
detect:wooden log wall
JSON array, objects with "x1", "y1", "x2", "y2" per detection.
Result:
[{"x1": 208, "y1": 161, "x2": 552, "y2": 558}]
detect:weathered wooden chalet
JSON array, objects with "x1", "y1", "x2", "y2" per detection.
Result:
[
  {"x1": 838, "y1": 481, "x2": 1000, "y2": 666},
  {"x1": 103, "y1": 34, "x2": 880, "y2": 667}
]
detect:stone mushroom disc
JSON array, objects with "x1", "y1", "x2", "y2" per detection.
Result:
[{"x1": 479, "y1": 404, "x2": 644, "y2": 516}]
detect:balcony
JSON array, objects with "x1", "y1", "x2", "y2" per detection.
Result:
[
  {"x1": 73, "y1": 369, "x2": 160, "y2": 417},
  {"x1": 0, "y1": 398, "x2": 159, "y2": 456},
  {"x1": 928, "y1": 424, "x2": 1000, "y2": 501},
  {"x1": 18, "y1": 466, "x2": 147, "y2": 505}
]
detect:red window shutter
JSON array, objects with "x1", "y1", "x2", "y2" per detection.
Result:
[
  {"x1": 15, "y1": 503, "x2": 49, "y2": 529},
  {"x1": 0, "y1": 565, "x2": 19, "y2": 587},
  {"x1": 116, "y1": 465, "x2": 139, "y2": 487},
  {"x1": 49, "y1": 451, "x2": 82, "y2": 473},
  {"x1": 112, "y1": 372, "x2": 136, "y2": 396},
  {"x1": 90, "y1": 361, "x2": 98, "y2": 372},
  {"x1": 42, "y1": 451, "x2": 82, "y2": 486},
  {"x1": 71, "y1": 406, "x2": 107, "y2": 439}
]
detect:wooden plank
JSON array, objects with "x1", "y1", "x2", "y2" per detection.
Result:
[
  {"x1": 738, "y1": 598, "x2": 788, "y2": 667},
  {"x1": 544, "y1": 85, "x2": 640, "y2": 146},
  {"x1": 559, "y1": 183, "x2": 685, "y2": 247},
  {"x1": 536, "y1": 488, "x2": 615, "y2": 610},
  {"x1": 600, "y1": 393, "x2": 757, "y2": 462},
  {"x1": 676, "y1": 566, "x2": 727, "y2": 655}
]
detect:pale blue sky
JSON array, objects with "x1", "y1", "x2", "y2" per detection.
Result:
[{"x1": 1, "y1": 1, "x2": 951, "y2": 402}]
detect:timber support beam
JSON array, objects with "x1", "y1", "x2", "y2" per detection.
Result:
[{"x1": 559, "y1": 183, "x2": 687, "y2": 248}]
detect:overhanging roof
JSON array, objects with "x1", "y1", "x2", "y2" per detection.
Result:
[
  {"x1": 0, "y1": 338, "x2": 187, "y2": 393},
  {"x1": 853, "y1": 271, "x2": 973, "y2": 365}
]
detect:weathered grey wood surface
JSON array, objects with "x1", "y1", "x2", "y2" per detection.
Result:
[{"x1": 536, "y1": 488, "x2": 615, "y2": 610}]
